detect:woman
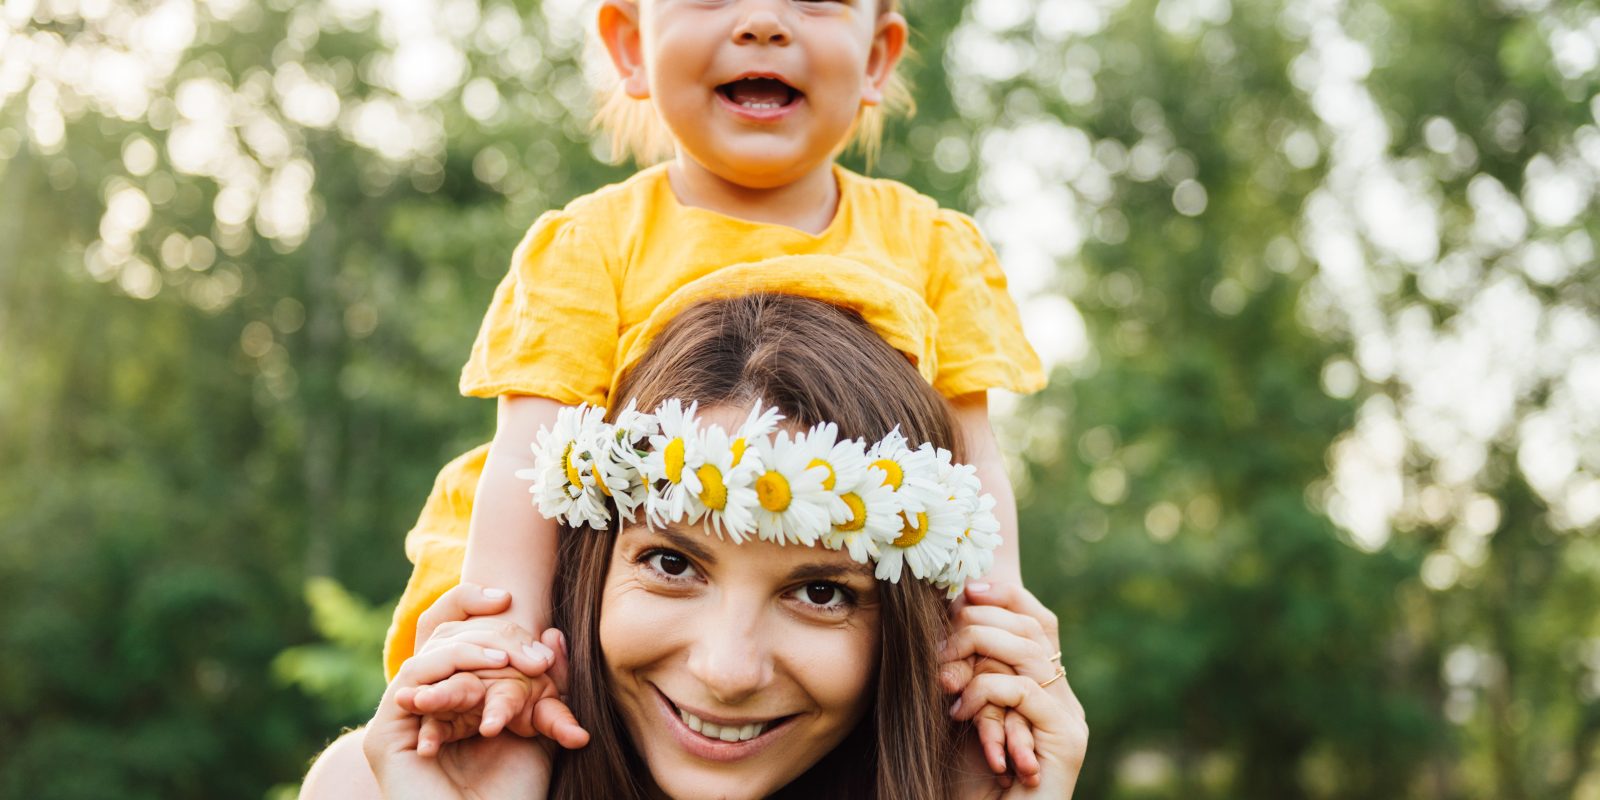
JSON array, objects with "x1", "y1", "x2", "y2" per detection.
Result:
[{"x1": 304, "y1": 295, "x2": 1086, "y2": 798}]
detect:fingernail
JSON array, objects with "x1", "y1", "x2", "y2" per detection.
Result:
[
  {"x1": 934, "y1": 637, "x2": 948, "y2": 652},
  {"x1": 524, "y1": 642, "x2": 554, "y2": 664},
  {"x1": 483, "y1": 587, "x2": 508, "y2": 599},
  {"x1": 949, "y1": 698, "x2": 962, "y2": 716},
  {"x1": 967, "y1": 582, "x2": 990, "y2": 594},
  {"x1": 484, "y1": 648, "x2": 507, "y2": 661}
]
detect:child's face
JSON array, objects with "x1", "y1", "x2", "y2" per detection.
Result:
[{"x1": 600, "y1": 0, "x2": 907, "y2": 189}]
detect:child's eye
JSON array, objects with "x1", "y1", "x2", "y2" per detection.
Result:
[
  {"x1": 789, "y1": 581, "x2": 854, "y2": 612},
  {"x1": 642, "y1": 549, "x2": 700, "y2": 581}
]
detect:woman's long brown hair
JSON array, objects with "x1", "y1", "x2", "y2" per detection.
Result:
[{"x1": 550, "y1": 294, "x2": 964, "y2": 800}]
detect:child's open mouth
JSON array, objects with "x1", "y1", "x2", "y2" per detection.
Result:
[{"x1": 716, "y1": 77, "x2": 802, "y2": 112}]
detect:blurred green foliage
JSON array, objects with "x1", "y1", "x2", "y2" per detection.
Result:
[
  {"x1": 2, "y1": 0, "x2": 1598, "y2": 798},
  {"x1": 271, "y1": 577, "x2": 390, "y2": 721}
]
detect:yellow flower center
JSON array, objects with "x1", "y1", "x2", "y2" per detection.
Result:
[
  {"x1": 872, "y1": 458, "x2": 904, "y2": 490},
  {"x1": 663, "y1": 438, "x2": 685, "y2": 484},
  {"x1": 808, "y1": 458, "x2": 837, "y2": 491},
  {"x1": 731, "y1": 438, "x2": 747, "y2": 467},
  {"x1": 592, "y1": 464, "x2": 612, "y2": 497},
  {"x1": 892, "y1": 511, "x2": 929, "y2": 548},
  {"x1": 756, "y1": 470, "x2": 792, "y2": 512},
  {"x1": 562, "y1": 442, "x2": 583, "y2": 488},
  {"x1": 838, "y1": 493, "x2": 868, "y2": 532},
  {"x1": 697, "y1": 464, "x2": 728, "y2": 511}
]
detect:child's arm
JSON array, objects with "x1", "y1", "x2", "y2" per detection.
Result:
[
  {"x1": 462, "y1": 394, "x2": 567, "y2": 634},
  {"x1": 952, "y1": 392, "x2": 1021, "y2": 587},
  {"x1": 950, "y1": 390, "x2": 1044, "y2": 789},
  {"x1": 414, "y1": 394, "x2": 566, "y2": 743}
]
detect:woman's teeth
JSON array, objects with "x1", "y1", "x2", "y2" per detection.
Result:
[{"x1": 677, "y1": 707, "x2": 769, "y2": 742}]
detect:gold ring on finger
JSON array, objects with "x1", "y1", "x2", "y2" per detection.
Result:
[
  {"x1": 1049, "y1": 650, "x2": 1062, "y2": 663},
  {"x1": 1040, "y1": 667, "x2": 1067, "y2": 689}
]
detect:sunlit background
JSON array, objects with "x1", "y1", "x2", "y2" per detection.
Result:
[{"x1": 2, "y1": 0, "x2": 1597, "y2": 797}]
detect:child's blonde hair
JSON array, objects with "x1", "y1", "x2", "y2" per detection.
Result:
[{"x1": 589, "y1": 0, "x2": 915, "y2": 168}]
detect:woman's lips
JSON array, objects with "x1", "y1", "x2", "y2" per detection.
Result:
[{"x1": 651, "y1": 686, "x2": 798, "y2": 763}]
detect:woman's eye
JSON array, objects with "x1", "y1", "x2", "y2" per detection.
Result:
[
  {"x1": 792, "y1": 582, "x2": 851, "y2": 611},
  {"x1": 645, "y1": 550, "x2": 696, "y2": 579}
]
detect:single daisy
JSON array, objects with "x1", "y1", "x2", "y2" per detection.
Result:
[
  {"x1": 874, "y1": 494, "x2": 963, "y2": 584},
  {"x1": 865, "y1": 427, "x2": 945, "y2": 515},
  {"x1": 595, "y1": 401, "x2": 656, "y2": 523},
  {"x1": 692, "y1": 421, "x2": 760, "y2": 542},
  {"x1": 749, "y1": 429, "x2": 833, "y2": 546},
  {"x1": 821, "y1": 460, "x2": 904, "y2": 565},
  {"x1": 641, "y1": 399, "x2": 707, "y2": 527},
  {"x1": 935, "y1": 492, "x2": 1002, "y2": 598},
  {"x1": 517, "y1": 404, "x2": 611, "y2": 529}
]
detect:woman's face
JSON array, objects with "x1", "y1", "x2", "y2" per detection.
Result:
[{"x1": 599, "y1": 486, "x2": 882, "y2": 799}]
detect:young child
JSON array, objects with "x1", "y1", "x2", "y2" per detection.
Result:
[{"x1": 387, "y1": 0, "x2": 1047, "y2": 783}]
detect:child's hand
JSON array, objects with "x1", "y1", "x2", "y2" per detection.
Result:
[
  {"x1": 940, "y1": 582, "x2": 1059, "y2": 790},
  {"x1": 402, "y1": 584, "x2": 590, "y2": 756}
]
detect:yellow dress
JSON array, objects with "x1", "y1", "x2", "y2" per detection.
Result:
[{"x1": 384, "y1": 163, "x2": 1045, "y2": 677}]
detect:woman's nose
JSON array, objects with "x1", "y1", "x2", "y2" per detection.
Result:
[
  {"x1": 686, "y1": 611, "x2": 773, "y2": 704},
  {"x1": 731, "y1": 4, "x2": 791, "y2": 45}
]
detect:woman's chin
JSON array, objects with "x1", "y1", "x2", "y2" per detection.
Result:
[{"x1": 648, "y1": 766, "x2": 776, "y2": 800}]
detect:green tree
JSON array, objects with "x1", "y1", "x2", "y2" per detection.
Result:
[{"x1": 3, "y1": 0, "x2": 1597, "y2": 797}]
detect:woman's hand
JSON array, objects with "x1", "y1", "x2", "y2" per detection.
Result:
[
  {"x1": 363, "y1": 623, "x2": 554, "y2": 800},
  {"x1": 941, "y1": 582, "x2": 1088, "y2": 798},
  {"x1": 407, "y1": 584, "x2": 590, "y2": 755}
]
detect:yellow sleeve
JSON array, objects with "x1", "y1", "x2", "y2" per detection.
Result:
[
  {"x1": 382, "y1": 444, "x2": 486, "y2": 680},
  {"x1": 926, "y1": 210, "x2": 1047, "y2": 397},
  {"x1": 458, "y1": 212, "x2": 618, "y2": 405}
]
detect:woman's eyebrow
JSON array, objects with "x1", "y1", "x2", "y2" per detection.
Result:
[
  {"x1": 784, "y1": 562, "x2": 873, "y2": 584},
  {"x1": 649, "y1": 527, "x2": 718, "y2": 564}
]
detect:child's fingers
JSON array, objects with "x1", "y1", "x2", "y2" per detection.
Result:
[
  {"x1": 413, "y1": 673, "x2": 486, "y2": 714},
  {"x1": 394, "y1": 685, "x2": 420, "y2": 714},
  {"x1": 417, "y1": 717, "x2": 449, "y2": 758},
  {"x1": 542, "y1": 628, "x2": 571, "y2": 693},
  {"x1": 533, "y1": 695, "x2": 591, "y2": 750},
  {"x1": 1005, "y1": 710, "x2": 1041, "y2": 787},
  {"x1": 414, "y1": 583, "x2": 513, "y2": 655},
  {"x1": 506, "y1": 695, "x2": 539, "y2": 739},
  {"x1": 938, "y1": 658, "x2": 975, "y2": 693},
  {"x1": 480, "y1": 679, "x2": 531, "y2": 738},
  {"x1": 976, "y1": 705, "x2": 1007, "y2": 775}
]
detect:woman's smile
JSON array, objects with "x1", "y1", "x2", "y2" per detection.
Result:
[{"x1": 652, "y1": 684, "x2": 802, "y2": 762}]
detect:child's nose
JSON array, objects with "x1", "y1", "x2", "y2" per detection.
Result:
[{"x1": 732, "y1": 6, "x2": 791, "y2": 46}]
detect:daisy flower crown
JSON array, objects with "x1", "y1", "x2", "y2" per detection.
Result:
[{"x1": 515, "y1": 400, "x2": 1002, "y2": 597}]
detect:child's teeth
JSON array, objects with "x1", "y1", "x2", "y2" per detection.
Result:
[{"x1": 675, "y1": 706, "x2": 768, "y2": 741}]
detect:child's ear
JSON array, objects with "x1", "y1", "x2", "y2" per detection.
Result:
[
  {"x1": 861, "y1": 12, "x2": 908, "y2": 106},
  {"x1": 597, "y1": 0, "x2": 650, "y2": 99}
]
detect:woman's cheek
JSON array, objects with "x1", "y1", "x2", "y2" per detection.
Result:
[
  {"x1": 786, "y1": 618, "x2": 880, "y2": 723},
  {"x1": 599, "y1": 581, "x2": 690, "y2": 669}
]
